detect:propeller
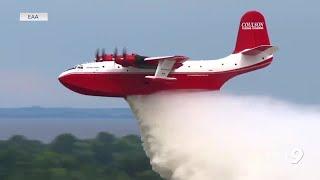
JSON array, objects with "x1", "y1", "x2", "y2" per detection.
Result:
[
  {"x1": 122, "y1": 47, "x2": 127, "y2": 60},
  {"x1": 95, "y1": 48, "x2": 100, "y2": 61},
  {"x1": 101, "y1": 48, "x2": 106, "y2": 60},
  {"x1": 113, "y1": 47, "x2": 118, "y2": 60},
  {"x1": 102, "y1": 48, "x2": 106, "y2": 56}
]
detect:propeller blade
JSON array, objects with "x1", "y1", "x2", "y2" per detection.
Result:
[
  {"x1": 95, "y1": 48, "x2": 100, "y2": 60},
  {"x1": 123, "y1": 47, "x2": 127, "y2": 58},
  {"x1": 101, "y1": 48, "x2": 106, "y2": 61},
  {"x1": 114, "y1": 47, "x2": 118, "y2": 59}
]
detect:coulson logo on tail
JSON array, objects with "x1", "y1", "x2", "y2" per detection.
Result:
[{"x1": 241, "y1": 22, "x2": 264, "y2": 30}]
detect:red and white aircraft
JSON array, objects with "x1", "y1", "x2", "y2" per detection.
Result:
[{"x1": 59, "y1": 11, "x2": 277, "y2": 97}]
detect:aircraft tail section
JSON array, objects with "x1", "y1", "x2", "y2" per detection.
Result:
[{"x1": 233, "y1": 11, "x2": 270, "y2": 54}]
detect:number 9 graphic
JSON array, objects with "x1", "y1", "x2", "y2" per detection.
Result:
[{"x1": 288, "y1": 148, "x2": 304, "y2": 164}]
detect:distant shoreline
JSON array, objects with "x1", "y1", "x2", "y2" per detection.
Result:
[
  {"x1": 0, "y1": 107, "x2": 138, "y2": 142},
  {"x1": 0, "y1": 107, "x2": 134, "y2": 119}
]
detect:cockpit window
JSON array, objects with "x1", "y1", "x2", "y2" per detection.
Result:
[
  {"x1": 76, "y1": 65, "x2": 83, "y2": 69},
  {"x1": 66, "y1": 65, "x2": 83, "y2": 71}
]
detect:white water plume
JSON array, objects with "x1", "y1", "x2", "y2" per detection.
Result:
[{"x1": 127, "y1": 91, "x2": 320, "y2": 180}]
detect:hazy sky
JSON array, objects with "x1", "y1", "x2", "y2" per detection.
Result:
[{"x1": 0, "y1": 0, "x2": 319, "y2": 108}]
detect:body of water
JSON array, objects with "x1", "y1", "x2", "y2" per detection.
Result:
[{"x1": 0, "y1": 108, "x2": 140, "y2": 142}]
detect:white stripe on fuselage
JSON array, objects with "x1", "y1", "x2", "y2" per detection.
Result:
[{"x1": 60, "y1": 53, "x2": 273, "y2": 77}]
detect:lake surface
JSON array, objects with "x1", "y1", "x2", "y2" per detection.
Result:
[{"x1": 0, "y1": 108, "x2": 140, "y2": 142}]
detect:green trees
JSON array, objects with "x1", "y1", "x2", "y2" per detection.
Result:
[{"x1": 0, "y1": 133, "x2": 162, "y2": 180}]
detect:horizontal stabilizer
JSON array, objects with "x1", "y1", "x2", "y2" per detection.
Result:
[
  {"x1": 241, "y1": 45, "x2": 278, "y2": 56},
  {"x1": 145, "y1": 76, "x2": 176, "y2": 81}
]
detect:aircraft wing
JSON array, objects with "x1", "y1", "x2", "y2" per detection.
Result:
[
  {"x1": 144, "y1": 56, "x2": 176, "y2": 61},
  {"x1": 145, "y1": 55, "x2": 188, "y2": 81}
]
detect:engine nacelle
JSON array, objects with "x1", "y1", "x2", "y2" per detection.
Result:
[
  {"x1": 94, "y1": 49, "x2": 149, "y2": 67},
  {"x1": 101, "y1": 54, "x2": 114, "y2": 61},
  {"x1": 115, "y1": 54, "x2": 146, "y2": 67}
]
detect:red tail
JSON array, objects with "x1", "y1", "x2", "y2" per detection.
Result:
[{"x1": 233, "y1": 11, "x2": 270, "y2": 54}]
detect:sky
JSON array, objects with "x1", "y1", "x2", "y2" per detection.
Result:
[{"x1": 0, "y1": 0, "x2": 319, "y2": 108}]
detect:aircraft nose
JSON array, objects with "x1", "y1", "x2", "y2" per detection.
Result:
[
  {"x1": 58, "y1": 72, "x2": 66, "y2": 85},
  {"x1": 58, "y1": 71, "x2": 90, "y2": 95},
  {"x1": 58, "y1": 71, "x2": 96, "y2": 96},
  {"x1": 58, "y1": 71, "x2": 73, "y2": 88}
]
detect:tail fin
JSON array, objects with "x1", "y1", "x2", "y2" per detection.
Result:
[{"x1": 233, "y1": 11, "x2": 270, "y2": 54}]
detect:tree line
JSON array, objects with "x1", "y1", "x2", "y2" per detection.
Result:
[{"x1": 0, "y1": 132, "x2": 162, "y2": 180}]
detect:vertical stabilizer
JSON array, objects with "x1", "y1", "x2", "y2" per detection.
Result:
[{"x1": 233, "y1": 11, "x2": 270, "y2": 54}]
